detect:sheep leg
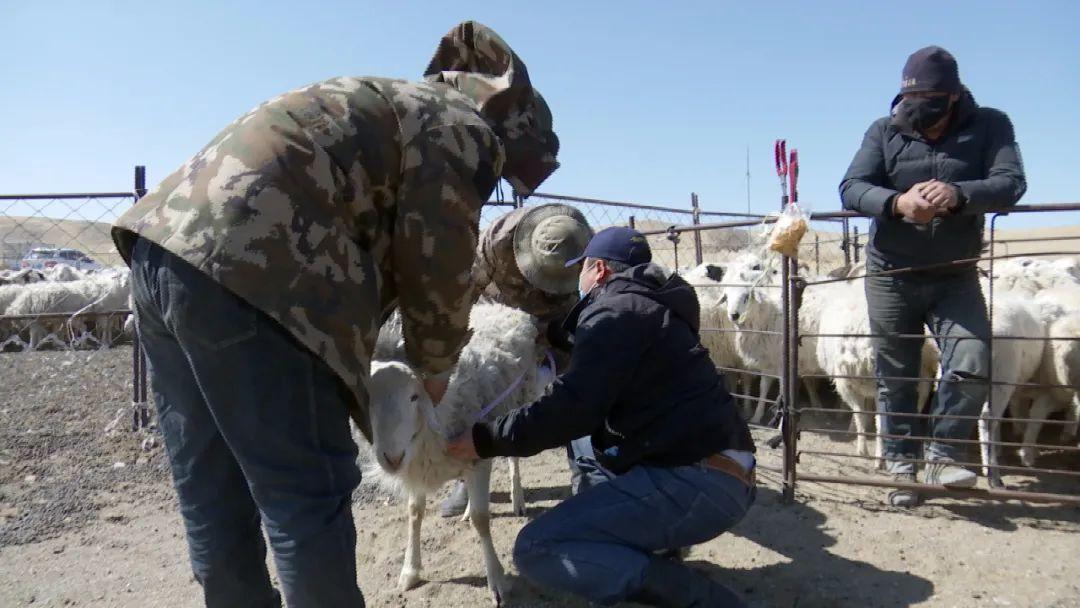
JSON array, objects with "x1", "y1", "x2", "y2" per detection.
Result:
[
  {"x1": 1020, "y1": 395, "x2": 1057, "y2": 468},
  {"x1": 979, "y1": 401, "x2": 1003, "y2": 488},
  {"x1": 871, "y1": 396, "x2": 886, "y2": 467},
  {"x1": 1061, "y1": 394, "x2": 1080, "y2": 442},
  {"x1": 752, "y1": 376, "x2": 775, "y2": 425},
  {"x1": 28, "y1": 322, "x2": 45, "y2": 351},
  {"x1": 804, "y1": 377, "x2": 824, "y2": 411},
  {"x1": 739, "y1": 372, "x2": 753, "y2": 411},
  {"x1": 851, "y1": 397, "x2": 868, "y2": 460},
  {"x1": 465, "y1": 459, "x2": 509, "y2": 606},
  {"x1": 509, "y1": 457, "x2": 526, "y2": 517},
  {"x1": 398, "y1": 490, "x2": 426, "y2": 591},
  {"x1": 980, "y1": 385, "x2": 1013, "y2": 488}
]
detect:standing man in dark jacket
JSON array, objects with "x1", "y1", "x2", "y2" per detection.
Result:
[
  {"x1": 840, "y1": 46, "x2": 1026, "y2": 506},
  {"x1": 449, "y1": 227, "x2": 756, "y2": 607}
]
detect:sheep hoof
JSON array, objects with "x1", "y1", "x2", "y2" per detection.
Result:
[
  {"x1": 398, "y1": 568, "x2": 422, "y2": 591},
  {"x1": 855, "y1": 438, "x2": 869, "y2": 458},
  {"x1": 487, "y1": 572, "x2": 510, "y2": 606},
  {"x1": 1019, "y1": 448, "x2": 1037, "y2": 468},
  {"x1": 1061, "y1": 425, "x2": 1079, "y2": 443}
]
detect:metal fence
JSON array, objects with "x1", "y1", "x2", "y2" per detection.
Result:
[
  {"x1": 489, "y1": 191, "x2": 856, "y2": 274},
  {"x1": 0, "y1": 166, "x2": 150, "y2": 430},
  {"x1": 638, "y1": 203, "x2": 1080, "y2": 506}
]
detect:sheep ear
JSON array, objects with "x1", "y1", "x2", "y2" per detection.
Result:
[{"x1": 704, "y1": 264, "x2": 725, "y2": 282}]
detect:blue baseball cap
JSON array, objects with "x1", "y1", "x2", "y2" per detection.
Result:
[{"x1": 565, "y1": 226, "x2": 652, "y2": 268}]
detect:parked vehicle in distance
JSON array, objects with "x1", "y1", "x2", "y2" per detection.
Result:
[{"x1": 20, "y1": 247, "x2": 102, "y2": 272}]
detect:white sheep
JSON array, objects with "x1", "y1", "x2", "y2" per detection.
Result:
[
  {"x1": 975, "y1": 293, "x2": 1047, "y2": 487},
  {"x1": 719, "y1": 253, "x2": 827, "y2": 424},
  {"x1": 366, "y1": 301, "x2": 549, "y2": 606},
  {"x1": 43, "y1": 264, "x2": 87, "y2": 282},
  {"x1": 0, "y1": 284, "x2": 28, "y2": 349},
  {"x1": 815, "y1": 280, "x2": 938, "y2": 462},
  {"x1": 0, "y1": 268, "x2": 45, "y2": 285},
  {"x1": 3, "y1": 269, "x2": 131, "y2": 350},
  {"x1": 1009, "y1": 285, "x2": 1080, "y2": 469},
  {"x1": 1020, "y1": 312, "x2": 1080, "y2": 467},
  {"x1": 1051, "y1": 256, "x2": 1080, "y2": 282},
  {"x1": 682, "y1": 263, "x2": 749, "y2": 406},
  {"x1": 992, "y1": 256, "x2": 1078, "y2": 296}
]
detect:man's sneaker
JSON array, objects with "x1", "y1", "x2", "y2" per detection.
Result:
[
  {"x1": 887, "y1": 472, "x2": 921, "y2": 507},
  {"x1": 439, "y1": 479, "x2": 469, "y2": 518},
  {"x1": 923, "y1": 458, "x2": 977, "y2": 488}
]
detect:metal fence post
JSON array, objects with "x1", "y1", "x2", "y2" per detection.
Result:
[
  {"x1": 853, "y1": 226, "x2": 861, "y2": 264},
  {"x1": 841, "y1": 217, "x2": 851, "y2": 267},
  {"x1": 628, "y1": 215, "x2": 635, "y2": 230},
  {"x1": 691, "y1": 193, "x2": 703, "y2": 266},
  {"x1": 814, "y1": 234, "x2": 821, "y2": 274},
  {"x1": 132, "y1": 166, "x2": 151, "y2": 431},
  {"x1": 782, "y1": 261, "x2": 804, "y2": 503},
  {"x1": 666, "y1": 226, "x2": 680, "y2": 271}
]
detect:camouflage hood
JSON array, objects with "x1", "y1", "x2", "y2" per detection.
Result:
[{"x1": 424, "y1": 21, "x2": 559, "y2": 196}]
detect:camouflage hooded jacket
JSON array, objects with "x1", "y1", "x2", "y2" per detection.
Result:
[{"x1": 111, "y1": 22, "x2": 558, "y2": 438}]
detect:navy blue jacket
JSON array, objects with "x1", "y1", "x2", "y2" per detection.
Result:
[
  {"x1": 839, "y1": 89, "x2": 1026, "y2": 272},
  {"x1": 472, "y1": 263, "x2": 754, "y2": 474}
]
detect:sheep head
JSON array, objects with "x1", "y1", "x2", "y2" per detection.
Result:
[
  {"x1": 722, "y1": 260, "x2": 775, "y2": 324},
  {"x1": 368, "y1": 361, "x2": 434, "y2": 474}
]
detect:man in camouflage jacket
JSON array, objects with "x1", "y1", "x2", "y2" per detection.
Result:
[{"x1": 113, "y1": 21, "x2": 558, "y2": 607}]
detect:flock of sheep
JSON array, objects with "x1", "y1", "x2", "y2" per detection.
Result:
[
  {"x1": 683, "y1": 251, "x2": 1080, "y2": 488},
  {"x1": 0, "y1": 264, "x2": 133, "y2": 350}
]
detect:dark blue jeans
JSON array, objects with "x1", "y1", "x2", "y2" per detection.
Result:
[
  {"x1": 130, "y1": 238, "x2": 364, "y2": 608},
  {"x1": 513, "y1": 461, "x2": 754, "y2": 606},
  {"x1": 865, "y1": 265, "x2": 990, "y2": 473}
]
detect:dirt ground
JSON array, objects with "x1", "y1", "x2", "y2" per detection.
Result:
[{"x1": 2, "y1": 347, "x2": 1079, "y2": 608}]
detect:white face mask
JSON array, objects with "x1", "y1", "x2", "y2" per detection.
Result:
[{"x1": 578, "y1": 261, "x2": 597, "y2": 299}]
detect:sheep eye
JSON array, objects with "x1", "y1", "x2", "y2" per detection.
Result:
[
  {"x1": 410, "y1": 394, "x2": 419, "y2": 403},
  {"x1": 752, "y1": 263, "x2": 761, "y2": 271}
]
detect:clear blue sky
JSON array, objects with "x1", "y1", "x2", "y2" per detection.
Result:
[{"x1": 2, "y1": 0, "x2": 1077, "y2": 230}]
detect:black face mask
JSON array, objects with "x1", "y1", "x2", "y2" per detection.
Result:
[{"x1": 894, "y1": 95, "x2": 952, "y2": 132}]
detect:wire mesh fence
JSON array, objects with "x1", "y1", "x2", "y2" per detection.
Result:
[
  {"x1": 641, "y1": 204, "x2": 1080, "y2": 505},
  {"x1": 11, "y1": 176, "x2": 1073, "y2": 506},
  {"x1": 0, "y1": 168, "x2": 151, "y2": 431},
  {"x1": 0, "y1": 191, "x2": 137, "y2": 352},
  {"x1": 491, "y1": 192, "x2": 856, "y2": 274}
]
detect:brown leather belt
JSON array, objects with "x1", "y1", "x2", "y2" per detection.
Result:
[{"x1": 701, "y1": 453, "x2": 756, "y2": 487}]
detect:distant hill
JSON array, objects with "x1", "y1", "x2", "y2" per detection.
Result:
[
  {"x1": 0, "y1": 217, "x2": 121, "y2": 269},
  {"x1": 2, "y1": 212, "x2": 1076, "y2": 274}
]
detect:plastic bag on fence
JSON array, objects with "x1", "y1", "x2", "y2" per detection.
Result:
[{"x1": 767, "y1": 202, "x2": 809, "y2": 258}]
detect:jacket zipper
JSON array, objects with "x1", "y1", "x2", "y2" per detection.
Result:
[{"x1": 926, "y1": 140, "x2": 937, "y2": 237}]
